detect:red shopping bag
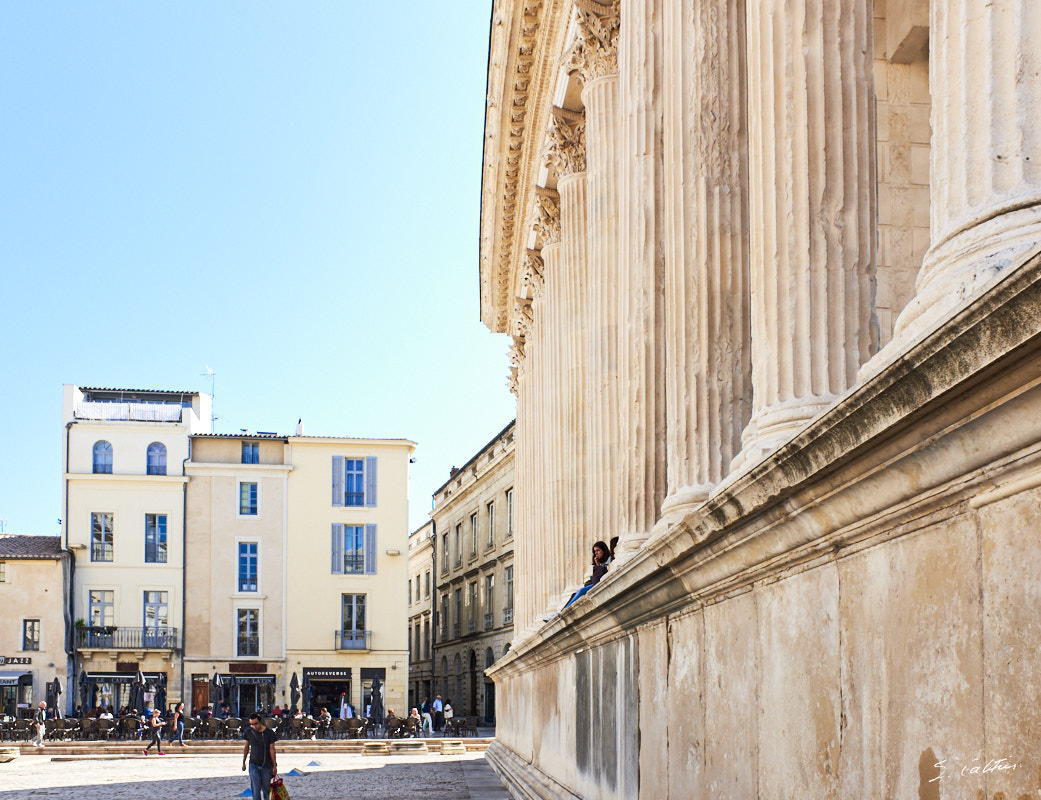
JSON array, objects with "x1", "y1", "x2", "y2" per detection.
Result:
[{"x1": 270, "y1": 775, "x2": 291, "y2": 800}]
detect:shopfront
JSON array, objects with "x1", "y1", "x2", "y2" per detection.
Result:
[
  {"x1": 0, "y1": 670, "x2": 34, "y2": 718},
  {"x1": 224, "y1": 674, "x2": 275, "y2": 718},
  {"x1": 302, "y1": 668, "x2": 351, "y2": 717},
  {"x1": 81, "y1": 672, "x2": 167, "y2": 714}
]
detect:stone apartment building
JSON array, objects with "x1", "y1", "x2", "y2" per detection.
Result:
[
  {"x1": 431, "y1": 421, "x2": 514, "y2": 723},
  {"x1": 479, "y1": 0, "x2": 1041, "y2": 798},
  {"x1": 62, "y1": 385, "x2": 210, "y2": 711},
  {"x1": 184, "y1": 430, "x2": 415, "y2": 718},
  {"x1": 0, "y1": 536, "x2": 70, "y2": 717},
  {"x1": 406, "y1": 520, "x2": 433, "y2": 711}
]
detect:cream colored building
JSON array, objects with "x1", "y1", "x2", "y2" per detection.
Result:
[
  {"x1": 284, "y1": 435, "x2": 415, "y2": 718},
  {"x1": 480, "y1": 1, "x2": 1041, "y2": 798},
  {"x1": 0, "y1": 536, "x2": 69, "y2": 717},
  {"x1": 183, "y1": 434, "x2": 291, "y2": 716},
  {"x1": 62, "y1": 385, "x2": 210, "y2": 711},
  {"x1": 406, "y1": 520, "x2": 433, "y2": 711},
  {"x1": 431, "y1": 421, "x2": 514, "y2": 723}
]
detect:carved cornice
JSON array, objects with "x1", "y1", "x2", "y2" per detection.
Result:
[
  {"x1": 565, "y1": 0, "x2": 620, "y2": 84},
  {"x1": 542, "y1": 108, "x2": 586, "y2": 178},
  {"x1": 530, "y1": 187, "x2": 562, "y2": 247},
  {"x1": 482, "y1": 0, "x2": 548, "y2": 335}
]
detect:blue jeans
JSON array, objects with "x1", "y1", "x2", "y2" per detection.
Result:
[
  {"x1": 563, "y1": 584, "x2": 592, "y2": 609},
  {"x1": 175, "y1": 721, "x2": 185, "y2": 745},
  {"x1": 248, "y1": 763, "x2": 273, "y2": 800}
]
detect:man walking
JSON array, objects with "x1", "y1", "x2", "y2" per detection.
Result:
[
  {"x1": 31, "y1": 701, "x2": 47, "y2": 747},
  {"x1": 242, "y1": 713, "x2": 278, "y2": 800},
  {"x1": 432, "y1": 695, "x2": 444, "y2": 733}
]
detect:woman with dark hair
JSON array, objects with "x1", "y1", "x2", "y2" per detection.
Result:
[
  {"x1": 172, "y1": 702, "x2": 187, "y2": 747},
  {"x1": 556, "y1": 540, "x2": 612, "y2": 614}
]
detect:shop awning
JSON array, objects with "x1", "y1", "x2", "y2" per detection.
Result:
[
  {"x1": 86, "y1": 672, "x2": 165, "y2": 685},
  {"x1": 0, "y1": 671, "x2": 31, "y2": 686}
]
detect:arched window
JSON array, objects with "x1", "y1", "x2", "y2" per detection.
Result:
[
  {"x1": 485, "y1": 647, "x2": 495, "y2": 670},
  {"x1": 92, "y1": 441, "x2": 112, "y2": 474},
  {"x1": 146, "y1": 442, "x2": 167, "y2": 475},
  {"x1": 503, "y1": 642, "x2": 511, "y2": 656}
]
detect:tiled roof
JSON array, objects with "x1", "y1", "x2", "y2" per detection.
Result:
[
  {"x1": 192, "y1": 433, "x2": 285, "y2": 439},
  {"x1": 0, "y1": 535, "x2": 65, "y2": 559}
]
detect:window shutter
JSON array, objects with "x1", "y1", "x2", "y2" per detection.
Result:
[
  {"x1": 364, "y1": 524, "x2": 377, "y2": 575},
  {"x1": 364, "y1": 457, "x2": 377, "y2": 507},
  {"x1": 332, "y1": 457, "x2": 344, "y2": 507},
  {"x1": 331, "y1": 524, "x2": 344, "y2": 574}
]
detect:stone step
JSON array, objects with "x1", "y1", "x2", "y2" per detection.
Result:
[{"x1": 15, "y1": 737, "x2": 493, "y2": 758}]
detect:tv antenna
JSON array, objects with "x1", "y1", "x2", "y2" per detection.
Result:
[{"x1": 201, "y1": 367, "x2": 217, "y2": 433}]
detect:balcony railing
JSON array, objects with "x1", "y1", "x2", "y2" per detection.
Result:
[
  {"x1": 484, "y1": 613, "x2": 494, "y2": 630},
  {"x1": 468, "y1": 619, "x2": 476, "y2": 633},
  {"x1": 452, "y1": 623, "x2": 461, "y2": 637},
  {"x1": 503, "y1": 607, "x2": 514, "y2": 625},
  {"x1": 77, "y1": 626, "x2": 180, "y2": 650},
  {"x1": 441, "y1": 626, "x2": 448, "y2": 641},
  {"x1": 335, "y1": 630, "x2": 371, "y2": 651}
]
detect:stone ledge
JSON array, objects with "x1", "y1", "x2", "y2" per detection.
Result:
[
  {"x1": 485, "y1": 740, "x2": 583, "y2": 800},
  {"x1": 490, "y1": 248, "x2": 1041, "y2": 677}
]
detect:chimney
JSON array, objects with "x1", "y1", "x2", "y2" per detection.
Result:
[{"x1": 295, "y1": 418, "x2": 304, "y2": 436}]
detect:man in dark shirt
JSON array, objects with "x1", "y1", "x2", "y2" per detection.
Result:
[{"x1": 242, "y1": 713, "x2": 278, "y2": 800}]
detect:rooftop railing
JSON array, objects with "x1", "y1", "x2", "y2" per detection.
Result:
[{"x1": 75, "y1": 401, "x2": 183, "y2": 423}]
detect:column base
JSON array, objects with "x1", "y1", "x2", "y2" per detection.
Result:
[
  {"x1": 730, "y1": 397, "x2": 837, "y2": 474},
  {"x1": 653, "y1": 484, "x2": 713, "y2": 532},
  {"x1": 895, "y1": 206, "x2": 1041, "y2": 343}
]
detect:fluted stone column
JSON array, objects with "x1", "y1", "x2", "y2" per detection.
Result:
[
  {"x1": 614, "y1": 0, "x2": 667, "y2": 562},
  {"x1": 659, "y1": 0, "x2": 753, "y2": 521},
  {"x1": 559, "y1": 172, "x2": 589, "y2": 589},
  {"x1": 543, "y1": 112, "x2": 590, "y2": 594},
  {"x1": 736, "y1": 0, "x2": 877, "y2": 466},
  {"x1": 572, "y1": 0, "x2": 622, "y2": 547},
  {"x1": 511, "y1": 310, "x2": 537, "y2": 637},
  {"x1": 892, "y1": 0, "x2": 1041, "y2": 339}
]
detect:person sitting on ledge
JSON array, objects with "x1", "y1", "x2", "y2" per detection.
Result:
[{"x1": 544, "y1": 540, "x2": 612, "y2": 621}]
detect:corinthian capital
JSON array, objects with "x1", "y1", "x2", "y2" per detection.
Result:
[
  {"x1": 565, "y1": 0, "x2": 619, "y2": 84},
  {"x1": 530, "y1": 186, "x2": 562, "y2": 247},
  {"x1": 543, "y1": 108, "x2": 586, "y2": 178}
]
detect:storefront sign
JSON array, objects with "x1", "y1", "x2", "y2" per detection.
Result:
[
  {"x1": 232, "y1": 674, "x2": 275, "y2": 685},
  {"x1": 229, "y1": 663, "x2": 268, "y2": 673},
  {"x1": 303, "y1": 668, "x2": 352, "y2": 680},
  {"x1": 0, "y1": 657, "x2": 31, "y2": 666}
]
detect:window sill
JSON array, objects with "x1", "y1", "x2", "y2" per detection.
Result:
[{"x1": 231, "y1": 592, "x2": 267, "y2": 600}]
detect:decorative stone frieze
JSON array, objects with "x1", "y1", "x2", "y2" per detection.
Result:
[
  {"x1": 543, "y1": 108, "x2": 587, "y2": 178},
  {"x1": 566, "y1": 0, "x2": 620, "y2": 84},
  {"x1": 530, "y1": 188, "x2": 562, "y2": 248}
]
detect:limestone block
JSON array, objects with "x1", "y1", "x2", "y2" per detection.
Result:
[
  {"x1": 638, "y1": 620, "x2": 669, "y2": 800},
  {"x1": 887, "y1": 0, "x2": 929, "y2": 64},
  {"x1": 837, "y1": 515, "x2": 983, "y2": 798},
  {"x1": 440, "y1": 740, "x2": 467, "y2": 755},
  {"x1": 665, "y1": 610, "x2": 705, "y2": 799},
  {"x1": 757, "y1": 565, "x2": 840, "y2": 798},
  {"x1": 978, "y1": 483, "x2": 1041, "y2": 799},
  {"x1": 703, "y1": 593, "x2": 757, "y2": 798}
]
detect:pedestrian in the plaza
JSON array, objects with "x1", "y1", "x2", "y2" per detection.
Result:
[
  {"x1": 172, "y1": 701, "x2": 188, "y2": 747},
  {"x1": 444, "y1": 699, "x2": 455, "y2": 729},
  {"x1": 432, "y1": 694, "x2": 444, "y2": 732},
  {"x1": 31, "y1": 701, "x2": 46, "y2": 747},
  {"x1": 242, "y1": 712, "x2": 278, "y2": 800},
  {"x1": 142, "y1": 708, "x2": 165, "y2": 755}
]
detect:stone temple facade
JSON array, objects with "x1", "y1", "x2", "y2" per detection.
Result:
[{"x1": 478, "y1": 0, "x2": 1041, "y2": 798}]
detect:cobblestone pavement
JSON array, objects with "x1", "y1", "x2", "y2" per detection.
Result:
[{"x1": 0, "y1": 752, "x2": 512, "y2": 799}]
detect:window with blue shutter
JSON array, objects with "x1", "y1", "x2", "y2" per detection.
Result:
[
  {"x1": 364, "y1": 524, "x2": 377, "y2": 574},
  {"x1": 331, "y1": 524, "x2": 376, "y2": 574},
  {"x1": 332, "y1": 455, "x2": 377, "y2": 507}
]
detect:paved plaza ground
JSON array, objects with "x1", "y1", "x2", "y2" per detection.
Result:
[{"x1": 0, "y1": 752, "x2": 511, "y2": 800}]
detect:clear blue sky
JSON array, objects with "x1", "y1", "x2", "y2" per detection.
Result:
[{"x1": 0, "y1": 1, "x2": 515, "y2": 536}]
